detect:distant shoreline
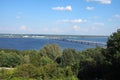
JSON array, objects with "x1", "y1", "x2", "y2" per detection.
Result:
[{"x1": 0, "y1": 34, "x2": 108, "y2": 38}]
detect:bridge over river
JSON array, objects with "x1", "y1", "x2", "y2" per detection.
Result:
[{"x1": 52, "y1": 38, "x2": 106, "y2": 46}]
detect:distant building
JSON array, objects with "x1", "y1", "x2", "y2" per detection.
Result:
[{"x1": 117, "y1": 29, "x2": 120, "y2": 32}]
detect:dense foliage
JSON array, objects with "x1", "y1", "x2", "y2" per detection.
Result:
[{"x1": 0, "y1": 30, "x2": 120, "y2": 80}]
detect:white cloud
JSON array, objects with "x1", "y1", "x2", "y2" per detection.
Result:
[
  {"x1": 51, "y1": 28, "x2": 60, "y2": 32},
  {"x1": 16, "y1": 15, "x2": 21, "y2": 19},
  {"x1": 18, "y1": 12, "x2": 23, "y2": 14},
  {"x1": 73, "y1": 25, "x2": 80, "y2": 31},
  {"x1": 20, "y1": 25, "x2": 27, "y2": 30},
  {"x1": 86, "y1": 0, "x2": 111, "y2": 4},
  {"x1": 40, "y1": 27, "x2": 64, "y2": 34},
  {"x1": 71, "y1": 19, "x2": 83, "y2": 23},
  {"x1": 43, "y1": 28, "x2": 49, "y2": 32},
  {"x1": 94, "y1": 22, "x2": 104, "y2": 26},
  {"x1": 52, "y1": 6, "x2": 72, "y2": 11},
  {"x1": 86, "y1": 6, "x2": 94, "y2": 10},
  {"x1": 114, "y1": 14, "x2": 120, "y2": 19},
  {"x1": 16, "y1": 12, "x2": 23, "y2": 19},
  {"x1": 62, "y1": 19, "x2": 87, "y2": 23},
  {"x1": 91, "y1": 26, "x2": 99, "y2": 31},
  {"x1": 108, "y1": 14, "x2": 120, "y2": 21}
]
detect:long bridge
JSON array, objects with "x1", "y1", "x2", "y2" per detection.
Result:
[{"x1": 52, "y1": 38, "x2": 106, "y2": 46}]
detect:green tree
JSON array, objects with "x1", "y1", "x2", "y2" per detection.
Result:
[
  {"x1": 39, "y1": 56, "x2": 53, "y2": 66},
  {"x1": 40, "y1": 44, "x2": 62, "y2": 61},
  {"x1": 0, "y1": 51, "x2": 23, "y2": 67},
  {"x1": 15, "y1": 64, "x2": 37, "y2": 78},
  {"x1": 29, "y1": 50, "x2": 41, "y2": 66},
  {"x1": 104, "y1": 29, "x2": 120, "y2": 80},
  {"x1": 36, "y1": 63, "x2": 62, "y2": 79},
  {"x1": 107, "y1": 29, "x2": 120, "y2": 53},
  {"x1": 77, "y1": 48, "x2": 106, "y2": 80},
  {"x1": 61, "y1": 48, "x2": 80, "y2": 66}
]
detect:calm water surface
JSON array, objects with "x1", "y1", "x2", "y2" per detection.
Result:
[{"x1": 0, "y1": 37, "x2": 108, "y2": 51}]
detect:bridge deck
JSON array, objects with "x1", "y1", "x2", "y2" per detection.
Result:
[{"x1": 53, "y1": 38, "x2": 106, "y2": 46}]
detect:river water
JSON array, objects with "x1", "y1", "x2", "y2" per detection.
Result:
[{"x1": 0, "y1": 36, "x2": 108, "y2": 51}]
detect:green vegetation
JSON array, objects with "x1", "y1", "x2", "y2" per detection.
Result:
[{"x1": 0, "y1": 30, "x2": 120, "y2": 80}]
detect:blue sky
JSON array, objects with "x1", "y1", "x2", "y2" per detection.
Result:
[{"x1": 0, "y1": 0, "x2": 120, "y2": 35}]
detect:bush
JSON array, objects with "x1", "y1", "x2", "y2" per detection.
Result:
[
  {"x1": 14, "y1": 64, "x2": 37, "y2": 78},
  {"x1": 0, "y1": 51, "x2": 23, "y2": 67},
  {"x1": 40, "y1": 44, "x2": 62, "y2": 60}
]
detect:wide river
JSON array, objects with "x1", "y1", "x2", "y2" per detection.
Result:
[{"x1": 0, "y1": 36, "x2": 108, "y2": 51}]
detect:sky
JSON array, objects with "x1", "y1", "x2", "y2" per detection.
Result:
[{"x1": 0, "y1": 0, "x2": 120, "y2": 35}]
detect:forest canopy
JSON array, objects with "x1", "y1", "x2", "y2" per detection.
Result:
[{"x1": 0, "y1": 30, "x2": 120, "y2": 80}]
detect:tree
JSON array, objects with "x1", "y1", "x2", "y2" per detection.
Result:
[
  {"x1": 36, "y1": 63, "x2": 65, "y2": 79},
  {"x1": 107, "y1": 29, "x2": 120, "y2": 53},
  {"x1": 39, "y1": 56, "x2": 53, "y2": 66},
  {"x1": 29, "y1": 50, "x2": 40, "y2": 66},
  {"x1": 0, "y1": 51, "x2": 23, "y2": 67},
  {"x1": 40, "y1": 44, "x2": 62, "y2": 61},
  {"x1": 61, "y1": 48, "x2": 80, "y2": 66},
  {"x1": 15, "y1": 64, "x2": 37, "y2": 78},
  {"x1": 77, "y1": 48, "x2": 106, "y2": 80},
  {"x1": 104, "y1": 29, "x2": 120, "y2": 80}
]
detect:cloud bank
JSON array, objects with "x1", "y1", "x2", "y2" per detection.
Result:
[
  {"x1": 62, "y1": 19, "x2": 87, "y2": 23},
  {"x1": 52, "y1": 6, "x2": 72, "y2": 11},
  {"x1": 86, "y1": 6, "x2": 94, "y2": 10},
  {"x1": 86, "y1": 0, "x2": 112, "y2": 4}
]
